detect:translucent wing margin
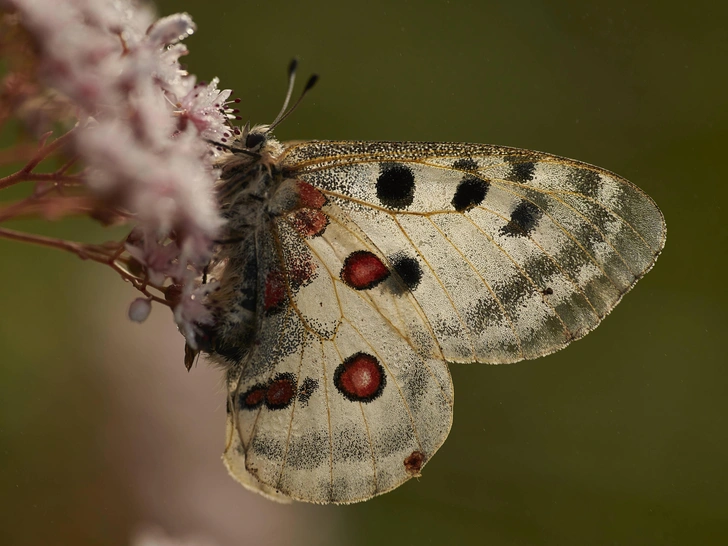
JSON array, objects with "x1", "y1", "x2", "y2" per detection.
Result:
[{"x1": 280, "y1": 141, "x2": 666, "y2": 364}]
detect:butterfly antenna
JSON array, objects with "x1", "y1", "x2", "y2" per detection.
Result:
[
  {"x1": 267, "y1": 69, "x2": 319, "y2": 133},
  {"x1": 269, "y1": 59, "x2": 299, "y2": 128}
]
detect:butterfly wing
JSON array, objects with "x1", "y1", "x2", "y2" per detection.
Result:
[
  {"x1": 223, "y1": 183, "x2": 453, "y2": 504},
  {"x1": 223, "y1": 140, "x2": 665, "y2": 504},
  {"x1": 280, "y1": 141, "x2": 666, "y2": 363}
]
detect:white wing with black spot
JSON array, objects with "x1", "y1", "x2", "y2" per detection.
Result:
[{"x1": 280, "y1": 141, "x2": 666, "y2": 364}]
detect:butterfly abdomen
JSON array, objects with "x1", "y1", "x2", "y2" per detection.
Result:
[
  {"x1": 208, "y1": 149, "x2": 334, "y2": 368},
  {"x1": 205, "y1": 236, "x2": 258, "y2": 364}
]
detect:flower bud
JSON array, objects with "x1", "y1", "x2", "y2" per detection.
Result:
[{"x1": 128, "y1": 297, "x2": 152, "y2": 322}]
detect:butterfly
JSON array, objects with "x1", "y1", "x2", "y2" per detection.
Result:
[{"x1": 197, "y1": 62, "x2": 666, "y2": 504}]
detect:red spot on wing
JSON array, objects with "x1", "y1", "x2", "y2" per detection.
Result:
[
  {"x1": 296, "y1": 180, "x2": 327, "y2": 209},
  {"x1": 340, "y1": 251, "x2": 390, "y2": 290},
  {"x1": 289, "y1": 208, "x2": 329, "y2": 238},
  {"x1": 284, "y1": 245, "x2": 318, "y2": 290},
  {"x1": 334, "y1": 352, "x2": 386, "y2": 402},
  {"x1": 264, "y1": 270, "x2": 286, "y2": 311},
  {"x1": 245, "y1": 388, "x2": 266, "y2": 407},
  {"x1": 404, "y1": 450, "x2": 426, "y2": 476},
  {"x1": 289, "y1": 257, "x2": 317, "y2": 290},
  {"x1": 266, "y1": 374, "x2": 297, "y2": 409},
  {"x1": 240, "y1": 385, "x2": 267, "y2": 409}
]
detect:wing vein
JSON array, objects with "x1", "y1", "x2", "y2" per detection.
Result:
[
  {"x1": 423, "y1": 215, "x2": 527, "y2": 360},
  {"x1": 389, "y1": 213, "x2": 480, "y2": 361},
  {"x1": 462, "y1": 208, "x2": 601, "y2": 320},
  {"x1": 490, "y1": 179, "x2": 639, "y2": 280}
]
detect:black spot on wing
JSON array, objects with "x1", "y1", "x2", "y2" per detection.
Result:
[
  {"x1": 389, "y1": 252, "x2": 423, "y2": 292},
  {"x1": 285, "y1": 431, "x2": 329, "y2": 470},
  {"x1": 568, "y1": 168, "x2": 603, "y2": 198},
  {"x1": 251, "y1": 435, "x2": 284, "y2": 461},
  {"x1": 376, "y1": 420, "x2": 418, "y2": 458},
  {"x1": 400, "y1": 359, "x2": 429, "y2": 410},
  {"x1": 452, "y1": 158, "x2": 478, "y2": 171},
  {"x1": 376, "y1": 163, "x2": 415, "y2": 209},
  {"x1": 500, "y1": 200, "x2": 542, "y2": 237},
  {"x1": 465, "y1": 296, "x2": 506, "y2": 331},
  {"x1": 492, "y1": 274, "x2": 536, "y2": 316},
  {"x1": 521, "y1": 254, "x2": 562, "y2": 292},
  {"x1": 505, "y1": 161, "x2": 536, "y2": 183},
  {"x1": 297, "y1": 377, "x2": 319, "y2": 406},
  {"x1": 452, "y1": 175, "x2": 490, "y2": 211},
  {"x1": 333, "y1": 428, "x2": 370, "y2": 463}
]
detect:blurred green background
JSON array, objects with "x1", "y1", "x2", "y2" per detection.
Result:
[{"x1": 1, "y1": 1, "x2": 726, "y2": 545}]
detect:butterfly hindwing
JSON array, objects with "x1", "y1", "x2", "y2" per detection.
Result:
[{"x1": 223, "y1": 185, "x2": 454, "y2": 504}]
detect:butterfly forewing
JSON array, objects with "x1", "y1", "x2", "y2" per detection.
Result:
[
  {"x1": 280, "y1": 141, "x2": 665, "y2": 363},
  {"x1": 217, "y1": 139, "x2": 665, "y2": 505}
]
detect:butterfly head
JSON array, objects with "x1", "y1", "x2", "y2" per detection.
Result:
[
  {"x1": 236, "y1": 60, "x2": 318, "y2": 153},
  {"x1": 244, "y1": 129, "x2": 267, "y2": 150},
  {"x1": 212, "y1": 122, "x2": 282, "y2": 184},
  {"x1": 214, "y1": 60, "x2": 317, "y2": 164},
  {"x1": 239, "y1": 120, "x2": 271, "y2": 152}
]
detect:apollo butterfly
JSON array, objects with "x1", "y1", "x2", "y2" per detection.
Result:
[{"x1": 196, "y1": 62, "x2": 666, "y2": 504}]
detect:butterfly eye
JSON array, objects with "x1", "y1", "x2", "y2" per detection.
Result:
[{"x1": 245, "y1": 131, "x2": 266, "y2": 149}]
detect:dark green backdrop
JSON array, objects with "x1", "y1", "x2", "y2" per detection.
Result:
[{"x1": 1, "y1": 1, "x2": 726, "y2": 545}]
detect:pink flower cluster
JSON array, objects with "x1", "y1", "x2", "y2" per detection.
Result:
[{"x1": 1, "y1": 0, "x2": 236, "y2": 346}]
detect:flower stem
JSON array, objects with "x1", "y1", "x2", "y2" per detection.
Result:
[
  {"x1": 0, "y1": 127, "x2": 79, "y2": 190},
  {"x1": 0, "y1": 226, "x2": 171, "y2": 307}
]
